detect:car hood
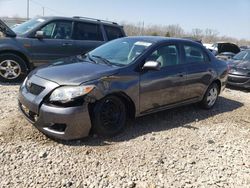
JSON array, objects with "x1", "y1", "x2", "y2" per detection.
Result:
[
  {"x1": 208, "y1": 43, "x2": 240, "y2": 54},
  {"x1": 218, "y1": 43, "x2": 240, "y2": 54},
  {"x1": 32, "y1": 56, "x2": 120, "y2": 85},
  {"x1": 0, "y1": 19, "x2": 16, "y2": 37},
  {"x1": 228, "y1": 59, "x2": 250, "y2": 69},
  {"x1": 228, "y1": 59, "x2": 250, "y2": 76}
]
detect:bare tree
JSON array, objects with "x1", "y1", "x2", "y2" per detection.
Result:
[
  {"x1": 203, "y1": 29, "x2": 219, "y2": 43},
  {"x1": 192, "y1": 28, "x2": 203, "y2": 39},
  {"x1": 164, "y1": 24, "x2": 184, "y2": 37}
]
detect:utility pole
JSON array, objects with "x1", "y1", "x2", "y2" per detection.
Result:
[
  {"x1": 42, "y1": 7, "x2": 45, "y2": 16},
  {"x1": 27, "y1": 0, "x2": 30, "y2": 20}
]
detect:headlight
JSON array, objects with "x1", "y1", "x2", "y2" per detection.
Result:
[
  {"x1": 50, "y1": 85, "x2": 94, "y2": 103},
  {"x1": 22, "y1": 77, "x2": 28, "y2": 87}
]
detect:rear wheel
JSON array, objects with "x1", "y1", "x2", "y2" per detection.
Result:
[
  {"x1": 91, "y1": 96, "x2": 127, "y2": 137},
  {"x1": 200, "y1": 83, "x2": 219, "y2": 109},
  {"x1": 0, "y1": 54, "x2": 27, "y2": 82}
]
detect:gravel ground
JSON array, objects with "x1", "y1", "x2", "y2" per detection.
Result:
[{"x1": 0, "y1": 83, "x2": 250, "y2": 188}]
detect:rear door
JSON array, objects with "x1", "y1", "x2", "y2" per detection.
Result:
[
  {"x1": 29, "y1": 20, "x2": 75, "y2": 66},
  {"x1": 72, "y1": 21, "x2": 105, "y2": 55},
  {"x1": 139, "y1": 43, "x2": 187, "y2": 113},
  {"x1": 181, "y1": 42, "x2": 214, "y2": 100}
]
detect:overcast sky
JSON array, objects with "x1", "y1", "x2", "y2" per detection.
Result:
[{"x1": 0, "y1": 0, "x2": 250, "y2": 40}]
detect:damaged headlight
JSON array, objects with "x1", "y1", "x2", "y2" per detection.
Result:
[{"x1": 50, "y1": 85, "x2": 94, "y2": 103}]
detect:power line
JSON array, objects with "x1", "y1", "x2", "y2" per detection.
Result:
[{"x1": 29, "y1": 0, "x2": 63, "y2": 16}]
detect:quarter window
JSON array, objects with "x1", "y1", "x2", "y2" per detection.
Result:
[
  {"x1": 104, "y1": 25, "x2": 124, "y2": 41},
  {"x1": 41, "y1": 21, "x2": 72, "y2": 39},
  {"x1": 73, "y1": 22, "x2": 103, "y2": 41},
  {"x1": 147, "y1": 45, "x2": 179, "y2": 68},
  {"x1": 183, "y1": 44, "x2": 209, "y2": 63}
]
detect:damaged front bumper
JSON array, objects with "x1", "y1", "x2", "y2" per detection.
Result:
[{"x1": 18, "y1": 75, "x2": 92, "y2": 140}]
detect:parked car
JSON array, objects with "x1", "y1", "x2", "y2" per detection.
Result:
[
  {"x1": 0, "y1": 16, "x2": 125, "y2": 82},
  {"x1": 216, "y1": 52, "x2": 236, "y2": 61},
  {"x1": 227, "y1": 50, "x2": 250, "y2": 89},
  {"x1": 18, "y1": 36, "x2": 228, "y2": 141},
  {"x1": 205, "y1": 42, "x2": 240, "y2": 56},
  {"x1": 240, "y1": 46, "x2": 250, "y2": 51}
]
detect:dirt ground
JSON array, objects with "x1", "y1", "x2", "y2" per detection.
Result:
[{"x1": 0, "y1": 83, "x2": 249, "y2": 188}]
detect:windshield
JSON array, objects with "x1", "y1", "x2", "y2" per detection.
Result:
[
  {"x1": 89, "y1": 38, "x2": 154, "y2": 66},
  {"x1": 12, "y1": 18, "x2": 46, "y2": 35},
  {"x1": 233, "y1": 51, "x2": 250, "y2": 61}
]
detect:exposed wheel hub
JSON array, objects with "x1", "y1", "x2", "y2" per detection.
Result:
[
  {"x1": 207, "y1": 87, "x2": 218, "y2": 107},
  {"x1": 100, "y1": 100, "x2": 122, "y2": 127},
  {"x1": 0, "y1": 60, "x2": 21, "y2": 79}
]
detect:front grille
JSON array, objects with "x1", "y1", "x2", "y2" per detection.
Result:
[
  {"x1": 228, "y1": 76, "x2": 249, "y2": 83},
  {"x1": 26, "y1": 82, "x2": 45, "y2": 95}
]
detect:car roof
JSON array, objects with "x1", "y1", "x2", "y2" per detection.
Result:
[
  {"x1": 39, "y1": 16, "x2": 123, "y2": 27},
  {"x1": 123, "y1": 36, "x2": 203, "y2": 45}
]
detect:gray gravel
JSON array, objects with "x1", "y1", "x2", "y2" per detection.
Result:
[{"x1": 0, "y1": 83, "x2": 250, "y2": 188}]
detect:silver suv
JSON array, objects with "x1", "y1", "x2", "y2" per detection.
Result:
[{"x1": 0, "y1": 16, "x2": 125, "y2": 82}]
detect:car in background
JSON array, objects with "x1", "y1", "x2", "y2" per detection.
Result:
[
  {"x1": 216, "y1": 52, "x2": 236, "y2": 61},
  {"x1": 204, "y1": 42, "x2": 240, "y2": 58},
  {"x1": 240, "y1": 46, "x2": 250, "y2": 51},
  {"x1": 227, "y1": 50, "x2": 250, "y2": 89},
  {"x1": 18, "y1": 36, "x2": 228, "y2": 141},
  {"x1": 0, "y1": 16, "x2": 125, "y2": 82}
]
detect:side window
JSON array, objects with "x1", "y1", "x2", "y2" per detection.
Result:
[
  {"x1": 104, "y1": 25, "x2": 123, "y2": 41},
  {"x1": 72, "y1": 22, "x2": 103, "y2": 41},
  {"x1": 184, "y1": 44, "x2": 209, "y2": 63},
  {"x1": 41, "y1": 21, "x2": 72, "y2": 39},
  {"x1": 41, "y1": 22, "x2": 56, "y2": 38},
  {"x1": 147, "y1": 45, "x2": 179, "y2": 68}
]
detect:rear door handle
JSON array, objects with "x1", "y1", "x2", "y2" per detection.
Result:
[
  {"x1": 176, "y1": 72, "x2": 185, "y2": 77},
  {"x1": 62, "y1": 43, "x2": 73, "y2": 46}
]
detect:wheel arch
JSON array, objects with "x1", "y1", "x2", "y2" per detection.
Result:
[
  {"x1": 211, "y1": 79, "x2": 222, "y2": 94},
  {"x1": 0, "y1": 50, "x2": 32, "y2": 70},
  {"x1": 88, "y1": 91, "x2": 136, "y2": 120}
]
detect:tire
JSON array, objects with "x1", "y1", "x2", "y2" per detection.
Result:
[
  {"x1": 200, "y1": 83, "x2": 219, "y2": 109},
  {"x1": 91, "y1": 96, "x2": 127, "y2": 137},
  {"x1": 0, "y1": 53, "x2": 28, "y2": 83}
]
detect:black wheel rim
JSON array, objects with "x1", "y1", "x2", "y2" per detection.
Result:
[{"x1": 100, "y1": 99, "x2": 122, "y2": 129}]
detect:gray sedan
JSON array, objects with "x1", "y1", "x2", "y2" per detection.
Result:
[{"x1": 18, "y1": 37, "x2": 228, "y2": 141}]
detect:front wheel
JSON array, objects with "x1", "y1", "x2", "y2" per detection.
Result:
[
  {"x1": 91, "y1": 96, "x2": 127, "y2": 137},
  {"x1": 0, "y1": 54, "x2": 27, "y2": 83},
  {"x1": 200, "y1": 83, "x2": 219, "y2": 109}
]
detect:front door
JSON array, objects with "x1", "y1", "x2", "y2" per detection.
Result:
[
  {"x1": 29, "y1": 20, "x2": 75, "y2": 66},
  {"x1": 139, "y1": 43, "x2": 187, "y2": 113}
]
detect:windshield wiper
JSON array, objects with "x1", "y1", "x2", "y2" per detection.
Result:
[
  {"x1": 92, "y1": 55, "x2": 113, "y2": 66},
  {"x1": 85, "y1": 53, "x2": 97, "y2": 64}
]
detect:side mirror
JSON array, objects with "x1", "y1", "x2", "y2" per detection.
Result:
[
  {"x1": 142, "y1": 61, "x2": 161, "y2": 71},
  {"x1": 35, "y1": 31, "x2": 44, "y2": 39}
]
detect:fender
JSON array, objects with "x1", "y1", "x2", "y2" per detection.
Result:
[{"x1": 0, "y1": 38, "x2": 34, "y2": 69}]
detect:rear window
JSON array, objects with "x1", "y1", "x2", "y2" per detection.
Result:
[
  {"x1": 104, "y1": 25, "x2": 124, "y2": 41},
  {"x1": 184, "y1": 44, "x2": 209, "y2": 63},
  {"x1": 72, "y1": 22, "x2": 103, "y2": 41}
]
